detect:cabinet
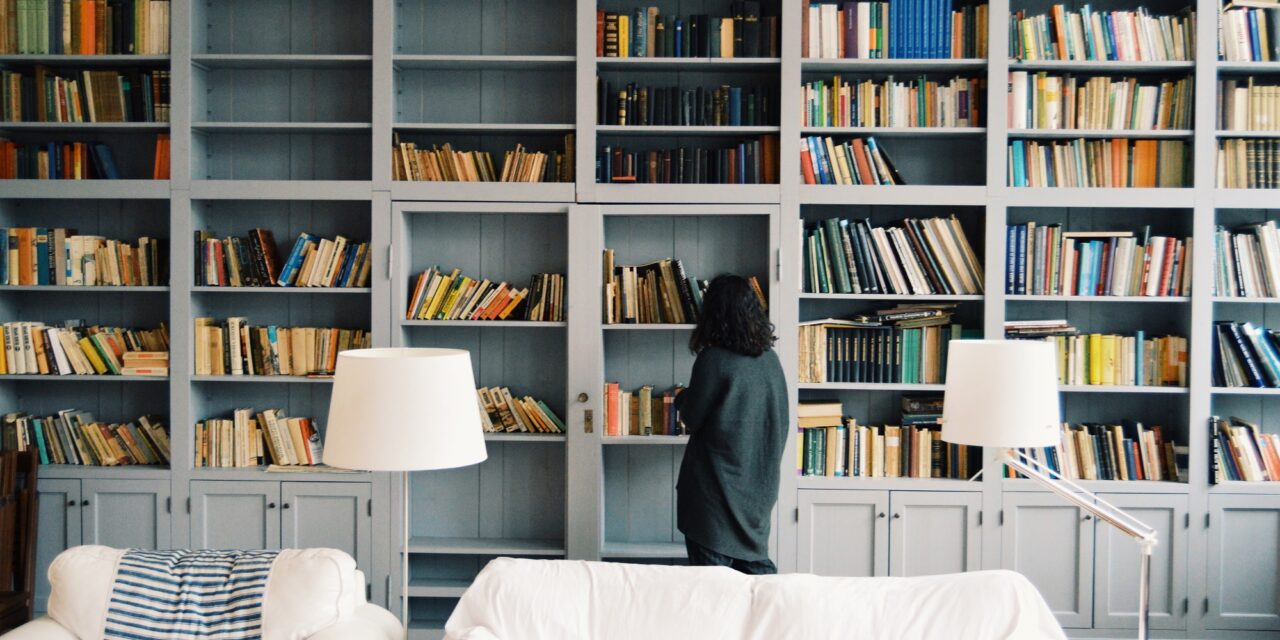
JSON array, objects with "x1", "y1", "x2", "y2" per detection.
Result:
[
  {"x1": 1206, "y1": 494, "x2": 1280, "y2": 631},
  {"x1": 798, "y1": 490, "x2": 980, "y2": 578},
  {"x1": 1093, "y1": 494, "x2": 1187, "y2": 631}
]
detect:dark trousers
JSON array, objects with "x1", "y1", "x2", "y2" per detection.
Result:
[{"x1": 684, "y1": 538, "x2": 777, "y2": 575}]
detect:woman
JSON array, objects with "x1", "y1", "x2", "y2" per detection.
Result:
[{"x1": 674, "y1": 274, "x2": 789, "y2": 574}]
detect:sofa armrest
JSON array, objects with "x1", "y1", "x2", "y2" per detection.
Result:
[
  {"x1": 306, "y1": 604, "x2": 404, "y2": 640},
  {"x1": 0, "y1": 617, "x2": 80, "y2": 640}
]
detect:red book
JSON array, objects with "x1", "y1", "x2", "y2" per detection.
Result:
[
  {"x1": 801, "y1": 1, "x2": 810, "y2": 57},
  {"x1": 1157, "y1": 237, "x2": 1176, "y2": 296},
  {"x1": 605, "y1": 383, "x2": 620, "y2": 437},
  {"x1": 800, "y1": 148, "x2": 816, "y2": 185},
  {"x1": 78, "y1": 0, "x2": 95, "y2": 55},
  {"x1": 850, "y1": 138, "x2": 874, "y2": 184},
  {"x1": 596, "y1": 9, "x2": 605, "y2": 56}
]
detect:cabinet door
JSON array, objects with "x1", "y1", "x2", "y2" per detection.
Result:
[
  {"x1": 34, "y1": 479, "x2": 81, "y2": 613},
  {"x1": 1002, "y1": 491, "x2": 1093, "y2": 629},
  {"x1": 888, "y1": 491, "x2": 981, "y2": 577},
  {"x1": 1094, "y1": 493, "x2": 1187, "y2": 631},
  {"x1": 82, "y1": 479, "x2": 170, "y2": 549},
  {"x1": 1206, "y1": 494, "x2": 1280, "y2": 631},
  {"x1": 281, "y1": 482, "x2": 372, "y2": 574},
  {"x1": 797, "y1": 490, "x2": 888, "y2": 577},
  {"x1": 190, "y1": 481, "x2": 281, "y2": 550}
]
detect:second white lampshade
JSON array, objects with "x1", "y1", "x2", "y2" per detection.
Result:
[{"x1": 941, "y1": 339, "x2": 1061, "y2": 448}]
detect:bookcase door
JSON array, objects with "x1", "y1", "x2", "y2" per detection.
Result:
[
  {"x1": 888, "y1": 491, "x2": 981, "y2": 578},
  {"x1": 1001, "y1": 492, "x2": 1094, "y2": 629},
  {"x1": 282, "y1": 482, "x2": 373, "y2": 578},
  {"x1": 81, "y1": 479, "x2": 171, "y2": 550},
  {"x1": 34, "y1": 479, "x2": 81, "y2": 614},
  {"x1": 1206, "y1": 494, "x2": 1280, "y2": 631},
  {"x1": 190, "y1": 481, "x2": 282, "y2": 551},
  {"x1": 1094, "y1": 494, "x2": 1187, "y2": 631},
  {"x1": 797, "y1": 490, "x2": 888, "y2": 577}
]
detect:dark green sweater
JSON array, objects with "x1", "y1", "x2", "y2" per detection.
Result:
[{"x1": 675, "y1": 346, "x2": 789, "y2": 561}]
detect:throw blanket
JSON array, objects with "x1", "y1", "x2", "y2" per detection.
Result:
[{"x1": 104, "y1": 549, "x2": 281, "y2": 640}]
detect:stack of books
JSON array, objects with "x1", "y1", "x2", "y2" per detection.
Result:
[
  {"x1": 1214, "y1": 320, "x2": 1280, "y2": 387},
  {"x1": 803, "y1": 215, "x2": 984, "y2": 295},
  {"x1": 800, "y1": 135, "x2": 904, "y2": 185},
  {"x1": 603, "y1": 383, "x2": 685, "y2": 437},
  {"x1": 392, "y1": 138, "x2": 574, "y2": 184},
  {"x1": 802, "y1": 0, "x2": 989, "y2": 59},
  {"x1": 1011, "y1": 421, "x2": 1181, "y2": 481},
  {"x1": 1213, "y1": 416, "x2": 1280, "y2": 482},
  {"x1": 602, "y1": 251, "x2": 766, "y2": 324},
  {"x1": 1009, "y1": 5, "x2": 1195, "y2": 61},
  {"x1": 1007, "y1": 138, "x2": 1188, "y2": 187},
  {"x1": 2, "y1": 228, "x2": 164, "y2": 286},
  {"x1": 0, "y1": 321, "x2": 168, "y2": 375},
  {"x1": 597, "y1": 5, "x2": 780, "y2": 58},
  {"x1": 1007, "y1": 73, "x2": 1193, "y2": 131},
  {"x1": 477, "y1": 387, "x2": 564, "y2": 434},
  {"x1": 120, "y1": 351, "x2": 166, "y2": 376},
  {"x1": 1005, "y1": 224, "x2": 1191, "y2": 296},
  {"x1": 598, "y1": 81, "x2": 774, "y2": 127},
  {"x1": 1006, "y1": 320, "x2": 1188, "y2": 387},
  {"x1": 194, "y1": 408, "x2": 321, "y2": 468},
  {"x1": 406, "y1": 268, "x2": 564, "y2": 322},
  {"x1": 798, "y1": 305, "x2": 976, "y2": 384},
  {"x1": 193, "y1": 318, "x2": 370, "y2": 377},
  {"x1": 802, "y1": 76, "x2": 986, "y2": 128},
  {"x1": 1, "y1": 411, "x2": 169, "y2": 467}
]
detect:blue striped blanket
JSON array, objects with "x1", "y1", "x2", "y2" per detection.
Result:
[{"x1": 104, "y1": 549, "x2": 281, "y2": 640}]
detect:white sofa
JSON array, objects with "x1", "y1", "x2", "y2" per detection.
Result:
[
  {"x1": 445, "y1": 558, "x2": 1067, "y2": 640},
  {"x1": 1, "y1": 546, "x2": 403, "y2": 640}
]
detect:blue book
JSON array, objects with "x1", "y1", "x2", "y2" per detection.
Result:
[
  {"x1": 1135, "y1": 329, "x2": 1145, "y2": 384},
  {"x1": 1104, "y1": 14, "x2": 1117, "y2": 60},
  {"x1": 808, "y1": 138, "x2": 830, "y2": 184},
  {"x1": 1250, "y1": 11, "x2": 1263, "y2": 62},
  {"x1": 942, "y1": 0, "x2": 953, "y2": 58},
  {"x1": 35, "y1": 229, "x2": 49, "y2": 285},
  {"x1": 277, "y1": 232, "x2": 318, "y2": 286},
  {"x1": 94, "y1": 143, "x2": 121, "y2": 179},
  {"x1": 729, "y1": 87, "x2": 742, "y2": 125},
  {"x1": 1005, "y1": 224, "x2": 1018, "y2": 294},
  {"x1": 674, "y1": 19, "x2": 683, "y2": 57},
  {"x1": 1015, "y1": 223, "x2": 1027, "y2": 294},
  {"x1": 32, "y1": 417, "x2": 48, "y2": 464},
  {"x1": 1080, "y1": 5, "x2": 1095, "y2": 58},
  {"x1": 929, "y1": 0, "x2": 939, "y2": 58},
  {"x1": 1077, "y1": 242, "x2": 1093, "y2": 296},
  {"x1": 633, "y1": 9, "x2": 646, "y2": 57},
  {"x1": 1090, "y1": 240, "x2": 1104, "y2": 294},
  {"x1": 889, "y1": 0, "x2": 900, "y2": 58},
  {"x1": 1243, "y1": 322, "x2": 1280, "y2": 386}
]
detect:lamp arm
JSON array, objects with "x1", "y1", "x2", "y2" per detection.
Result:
[{"x1": 1003, "y1": 449, "x2": 1157, "y2": 546}]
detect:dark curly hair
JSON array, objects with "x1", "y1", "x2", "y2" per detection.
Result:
[{"x1": 689, "y1": 274, "x2": 775, "y2": 357}]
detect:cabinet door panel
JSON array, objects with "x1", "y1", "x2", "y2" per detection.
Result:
[
  {"x1": 1094, "y1": 493, "x2": 1187, "y2": 631},
  {"x1": 797, "y1": 490, "x2": 888, "y2": 577},
  {"x1": 82, "y1": 479, "x2": 170, "y2": 549},
  {"x1": 1207, "y1": 494, "x2": 1280, "y2": 631},
  {"x1": 889, "y1": 491, "x2": 981, "y2": 577},
  {"x1": 1002, "y1": 492, "x2": 1093, "y2": 629},
  {"x1": 34, "y1": 479, "x2": 81, "y2": 613},
  {"x1": 281, "y1": 482, "x2": 372, "y2": 573},
  {"x1": 190, "y1": 481, "x2": 281, "y2": 550}
]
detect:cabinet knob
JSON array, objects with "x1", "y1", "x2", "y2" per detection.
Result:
[
  {"x1": 577, "y1": 392, "x2": 589, "y2": 403},
  {"x1": 267, "y1": 502, "x2": 276, "y2": 509},
  {"x1": 81, "y1": 499, "x2": 89, "y2": 506},
  {"x1": 67, "y1": 500, "x2": 76, "y2": 507},
  {"x1": 282, "y1": 503, "x2": 290, "y2": 510},
  {"x1": 892, "y1": 513, "x2": 901, "y2": 519},
  {"x1": 877, "y1": 512, "x2": 885, "y2": 519}
]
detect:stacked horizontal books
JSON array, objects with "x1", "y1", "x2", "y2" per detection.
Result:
[
  {"x1": 1011, "y1": 421, "x2": 1181, "y2": 481},
  {"x1": 599, "y1": 136, "x2": 779, "y2": 184},
  {"x1": 194, "y1": 408, "x2": 321, "y2": 468},
  {"x1": 803, "y1": 215, "x2": 984, "y2": 295},
  {"x1": 0, "y1": 0, "x2": 172, "y2": 54},
  {"x1": 597, "y1": 81, "x2": 775, "y2": 126},
  {"x1": 801, "y1": 0, "x2": 989, "y2": 59},
  {"x1": 1007, "y1": 73, "x2": 1193, "y2": 131},
  {"x1": 0, "y1": 66, "x2": 171, "y2": 122},
  {"x1": 1213, "y1": 416, "x2": 1280, "y2": 482},
  {"x1": 1215, "y1": 221, "x2": 1280, "y2": 297},
  {"x1": 193, "y1": 318, "x2": 370, "y2": 377},
  {"x1": 406, "y1": 268, "x2": 564, "y2": 322},
  {"x1": 596, "y1": 4, "x2": 779, "y2": 58},
  {"x1": 477, "y1": 387, "x2": 564, "y2": 434},
  {"x1": 1213, "y1": 320, "x2": 1280, "y2": 387},
  {"x1": 392, "y1": 137, "x2": 574, "y2": 184},
  {"x1": 1, "y1": 411, "x2": 169, "y2": 467},
  {"x1": 602, "y1": 250, "x2": 767, "y2": 324},
  {"x1": 602, "y1": 383, "x2": 685, "y2": 437},
  {"x1": 1009, "y1": 5, "x2": 1196, "y2": 61},
  {"x1": 1006, "y1": 320, "x2": 1188, "y2": 387},
  {"x1": 801, "y1": 76, "x2": 986, "y2": 128},
  {"x1": 798, "y1": 305, "x2": 977, "y2": 384},
  {"x1": 1005, "y1": 224, "x2": 1192, "y2": 296},
  {"x1": 1217, "y1": 139, "x2": 1280, "y2": 188},
  {"x1": 801, "y1": 135, "x2": 904, "y2": 185},
  {"x1": 2, "y1": 228, "x2": 164, "y2": 286},
  {"x1": 1220, "y1": 6, "x2": 1280, "y2": 61},
  {"x1": 1218, "y1": 78, "x2": 1280, "y2": 131},
  {"x1": 1007, "y1": 138, "x2": 1188, "y2": 187},
  {"x1": 796, "y1": 398, "x2": 979, "y2": 478},
  {"x1": 0, "y1": 321, "x2": 168, "y2": 375},
  {"x1": 0, "y1": 139, "x2": 127, "y2": 179},
  {"x1": 196, "y1": 230, "x2": 371, "y2": 288}
]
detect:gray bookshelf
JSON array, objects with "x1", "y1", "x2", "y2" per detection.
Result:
[{"x1": 4, "y1": 0, "x2": 1280, "y2": 637}]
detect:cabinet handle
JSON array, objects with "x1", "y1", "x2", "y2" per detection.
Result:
[
  {"x1": 81, "y1": 499, "x2": 89, "y2": 506},
  {"x1": 577, "y1": 392, "x2": 589, "y2": 403},
  {"x1": 892, "y1": 513, "x2": 901, "y2": 519},
  {"x1": 1082, "y1": 514, "x2": 1093, "y2": 521},
  {"x1": 877, "y1": 512, "x2": 886, "y2": 519},
  {"x1": 67, "y1": 500, "x2": 76, "y2": 507},
  {"x1": 267, "y1": 502, "x2": 276, "y2": 509},
  {"x1": 282, "y1": 503, "x2": 290, "y2": 510}
]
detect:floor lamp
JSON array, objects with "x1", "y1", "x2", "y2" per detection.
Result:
[
  {"x1": 324, "y1": 348, "x2": 488, "y2": 629},
  {"x1": 940, "y1": 339, "x2": 1158, "y2": 640}
]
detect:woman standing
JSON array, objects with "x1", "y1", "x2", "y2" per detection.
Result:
[{"x1": 674, "y1": 274, "x2": 789, "y2": 574}]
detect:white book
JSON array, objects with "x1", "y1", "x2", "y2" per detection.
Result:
[
  {"x1": 1010, "y1": 72, "x2": 1029, "y2": 131},
  {"x1": 856, "y1": 3, "x2": 871, "y2": 59}
]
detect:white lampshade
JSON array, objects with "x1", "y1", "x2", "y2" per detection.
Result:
[
  {"x1": 323, "y1": 348, "x2": 487, "y2": 471},
  {"x1": 941, "y1": 340, "x2": 1060, "y2": 448}
]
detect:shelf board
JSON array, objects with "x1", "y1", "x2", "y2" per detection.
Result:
[
  {"x1": 1212, "y1": 189, "x2": 1280, "y2": 209},
  {"x1": 1058, "y1": 385, "x2": 1188, "y2": 394},
  {"x1": 798, "y1": 477, "x2": 982, "y2": 491},
  {"x1": 800, "y1": 126, "x2": 986, "y2": 137},
  {"x1": 405, "y1": 578, "x2": 472, "y2": 599},
  {"x1": 0, "y1": 121, "x2": 168, "y2": 132},
  {"x1": 394, "y1": 122, "x2": 574, "y2": 133},
  {"x1": 187, "y1": 467, "x2": 370, "y2": 482},
  {"x1": 37, "y1": 464, "x2": 171, "y2": 480},
  {"x1": 1009, "y1": 59, "x2": 1195, "y2": 72},
  {"x1": 0, "y1": 54, "x2": 169, "y2": 66},
  {"x1": 1001, "y1": 478, "x2": 1190, "y2": 494},
  {"x1": 406, "y1": 624, "x2": 447, "y2": 640},
  {"x1": 390, "y1": 181, "x2": 574, "y2": 203},
  {"x1": 394, "y1": 54, "x2": 575, "y2": 70},
  {"x1": 800, "y1": 293, "x2": 982, "y2": 301},
  {"x1": 798, "y1": 382, "x2": 946, "y2": 391},
  {"x1": 1208, "y1": 481, "x2": 1280, "y2": 494},
  {"x1": 1213, "y1": 296, "x2": 1280, "y2": 304},
  {"x1": 602, "y1": 323, "x2": 695, "y2": 330},
  {"x1": 799, "y1": 184, "x2": 987, "y2": 206},
  {"x1": 192, "y1": 54, "x2": 372, "y2": 69},
  {"x1": 1217, "y1": 61, "x2": 1280, "y2": 74},
  {"x1": 600, "y1": 541, "x2": 686, "y2": 558},
  {"x1": 1216, "y1": 130, "x2": 1280, "y2": 139},
  {"x1": 192, "y1": 122, "x2": 371, "y2": 133},
  {"x1": 1211, "y1": 386, "x2": 1280, "y2": 395},
  {"x1": 1007, "y1": 128, "x2": 1194, "y2": 139},
  {"x1": 406, "y1": 536, "x2": 564, "y2": 556},
  {"x1": 601, "y1": 435, "x2": 689, "y2": 445},
  {"x1": 483, "y1": 432, "x2": 566, "y2": 442},
  {"x1": 0, "y1": 285, "x2": 168, "y2": 292},
  {"x1": 0, "y1": 374, "x2": 165, "y2": 382},
  {"x1": 0, "y1": 180, "x2": 170, "y2": 199},
  {"x1": 1006, "y1": 295, "x2": 1189, "y2": 303},
  {"x1": 189, "y1": 180, "x2": 372, "y2": 200},
  {"x1": 1002, "y1": 187, "x2": 1192, "y2": 208},
  {"x1": 596, "y1": 57, "x2": 780, "y2": 71},
  {"x1": 402, "y1": 320, "x2": 566, "y2": 328},
  {"x1": 596, "y1": 125, "x2": 781, "y2": 136},
  {"x1": 801, "y1": 57, "x2": 987, "y2": 72},
  {"x1": 191, "y1": 375, "x2": 334, "y2": 384},
  {"x1": 192, "y1": 286, "x2": 371, "y2": 294},
  {"x1": 589, "y1": 183, "x2": 780, "y2": 204}
]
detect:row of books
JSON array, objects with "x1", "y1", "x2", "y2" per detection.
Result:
[
  {"x1": 1008, "y1": 73, "x2": 1193, "y2": 131},
  {"x1": 602, "y1": 252, "x2": 766, "y2": 324},
  {"x1": 1218, "y1": 78, "x2": 1280, "y2": 131},
  {"x1": 801, "y1": 76, "x2": 985, "y2": 128},
  {"x1": 2, "y1": 228, "x2": 162, "y2": 286},
  {"x1": 1, "y1": 67, "x2": 170, "y2": 123},
  {"x1": 192, "y1": 318, "x2": 370, "y2": 377},
  {"x1": 0, "y1": 321, "x2": 167, "y2": 375},
  {"x1": 392, "y1": 137, "x2": 574, "y2": 184},
  {"x1": 1217, "y1": 138, "x2": 1280, "y2": 189},
  {"x1": 800, "y1": 135, "x2": 904, "y2": 185},
  {"x1": 801, "y1": 1, "x2": 990, "y2": 60},
  {"x1": 0, "y1": 138, "x2": 118, "y2": 179},
  {"x1": 598, "y1": 137, "x2": 778, "y2": 184},
  {"x1": 1011, "y1": 421, "x2": 1180, "y2": 482},
  {"x1": 1214, "y1": 320, "x2": 1280, "y2": 388},
  {"x1": 597, "y1": 81, "x2": 775, "y2": 127},
  {"x1": 798, "y1": 305, "x2": 973, "y2": 384},
  {"x1": 477, "y1": 387, "x2": 564, "y2": 434},
  {"x1": 1, "y1": 0, "x2": 171, "y2": 55},
  {"x1": 603, "y1": 383, "x2": 685, "y2": 437},
  {"x1": 596, "y1": 5, "x2": 778, "y2": 58},
  {"x1": 1005, "y1": 224, "x2": 1192, "y2": 297},
  {"x1": 1215, "y1": 221, "x2": 1280, "y2": 298},
  {"x1": 196, "y1": 230, "x2": 371, "y2": 289},
  {"x1": 1009, "y1": 6, "x2": 1196, "y2": 62},
  {"x1": 1, "y1": 411, "x2": 169, "y2": 466},
  {"x1": 1006, "y1": 321, "x2": 1188, "y2": 387},
  {"x1": 406, "y1": 268, "x2": 565, "y2": 323},
  {"x1": 1006, "y1": 138, "x2": 1188, "y2": 188},
  {"x1": 194, "y1": 408, "x2": 321, "y2": 468},
  {"x1": 1220, "y1": 6, "x2": 1280, "y2": 62},
  {"x1": 803, "y1": 215, "x2": 984, "y2": 295},
  {"x1": 1213, "y1": 416, "x2": 1280, "y2": 482}
]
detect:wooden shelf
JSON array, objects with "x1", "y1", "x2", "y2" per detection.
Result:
[
  {"x1": 0, "y1": 374, "x2": 166, "y2": 382},
  {"x1": 390, "y1": 182, "x2": 574, "y2": 202},
  {"x1": 800, "y1": 293, "x2": 982, "y2": 301},
  {"x1": 483, "y1": 432, "x2": 566, "y2": 442},
  {"x1": 191, "y1": 375, "x2": 334, "y2": 383},
  {"x1": 600, "y1": 541, "x2": 686, "y2": 558},
  {"x1": 0, "y1": 180, "x2": 170, "y2": 199},
  {"x1": 192, "y1": 286, "x2": 370, "y2": 294},
  {"x1": 189, "y1": 180, "x2": 373, "y2": 200},
  {"x1": 801, "y1": 58, "x2": 987, "y2": 72},
  {"x1": 1216, "y1": 130, "x2": 1280, "y2": 139},
  {"x1": 1211, "y1": 386, "x2": 1280, "y2": 395},
  {"x1": 1009, "y1": 59, "x2": 1195, "y2": 72},
  {"x1": 798, "y1": 382, "x2": 947, "y2": 391},
  {"x1": 1002, "y1": 187, "x2": 1192, "y2": 208},
  {"x1": 1001, "y1": 479, "x2": 1191, "y2": 494},
  {"x1": 1006, "y1": 295, "x2": 1190, "y2": 303},
  {"x1": 37, "y1": 465, "x2": 172, "y2": 480},
  {"x1": 1212, "y1": 189, "x2": 1280, "y2": 209},
  {"x1": 0, "y1": 285, "x2": 169, "y2": 292},
  {"x1": 405, "y1": 578, "x2": 472, "y2": 598},
  {"x1": 394, "y1": 54, "x2": 575, "y2": 70},
  {"x1": 799, "y1": 184, "x2": 987, "y2": 206},
  {"x1": 401, "y1": 320, "x2": 566, "y2": 328},
  {"x1": 0, "y1": 54, "x2": 169, "y2": 66},
  {"x1": 798, "y1": 477, "x2": 982, "y2": 491},
  {"x1": 394, "y1": 123, "x2": 574, "y2": 133},
  {"x1": 596, "y1": 57, "x2": 780, "y2": 71},
  {"x1": 187, "y1": 467, "x2": 371, "y2": 482},
  {"x1": 596, "y1": 125, "x2": 781, "y2": 136},
  {"x1": 601, "y1": 435, "x2": 689, "y2": 445},
  {"x1": 602, "y1": 323, "x2": 696, "y2": 330},
  {"x1": 192, "y1": 54, "x2": 372, "y2": 69},
  {"x1": 0, "y1": 122, "x2": 168, "y2": 132},
  {"x1": 800, "y1": 126, "x2": 985, "y2": 137},
  {"x1": 406, "y1": 537, "x2": 565, "y2": 556},
  {"x1": 1217, "y1": 61, "x2": 1280, "y2": 74},
  {"x1": 192, "y1": 122, "x2": 372, "y2": 133},
  {"x1": 589, "y1": 183, "x2": 780, "y2": 204},
  {"x1": 1213, "y1": 297, "x2": 1280, "y2": 304},
  {"x1": 1058, "y1": 385, "x2": 1188, "y2": 394},
  {"x1": 1007, "y1": 128, "x2": 1194, "y2": 139}
]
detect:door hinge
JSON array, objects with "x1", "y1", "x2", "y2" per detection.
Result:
[
  {"x1": 775, "y1": 249, "x2": 782, "y2": 283},
  {"x1": 367, "y1": 498, "x2": 373, "y2": 517},
  {"x1": 1183, "y1": 597, "x2": 1189, "y2": 615},
  {"x1": 385, "y1": 246, "x2": 394, "y2": 280},
  {"x1": 1204, "y1": 597, "x2": 1210, "y2": 614},
  {"x1": 999, "y1": 509, "x2": 1004, "y2": 526},
  {"x1": 1184, "y1": 513, "x2": 1189, "y2": 528},
  {"x1": 165, "y1": 497, "x2": 171, "y2": 513},
  {"x1": 367, "y1": 583, "x2": 372, "y2": 601},
  {"x1": 1205, "y1": 512, "x2": 1210, "y2": 528},
  {"x1": 793, "y1": 507, "x2": 799, "y2": 523},
  {"x1": 978, "y1": 510, "x2": 983, "y2": 527},
  {"x1": 186, "y1": 497, "x2": 191, "y2": 514}
]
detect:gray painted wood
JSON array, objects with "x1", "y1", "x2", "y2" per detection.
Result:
[
  {"x1": 1205, "y1": 494, "x2": 1280, "y2": 631},
  {"x1": 190, "y1": 480, "x2": 281, "y2": 550},
  {"x1": 283, "y1": 482, "x2": 374, "y2": 577},
  {"x1": 889, "y1": 491, "x2": 981, "y2": 577},
  {"x1": 797, "y1": 489, "x2": 888, "y2": 577},
  {"x1": 1094, "y1": 493, "x2": 1189, "y2": 631},
  {"x1": 1002, "y1": 491, "x2": 1094, "y2": 629},
  {"x1": 82, "y1": 479, "x2": 172, "y2": 549},
  {"x1": 33, "y1": 479, "x2": 80, "y2": 613}
]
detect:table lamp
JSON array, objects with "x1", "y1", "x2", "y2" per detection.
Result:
[
  {"x1": 324, "y1": 347, "x2": 488, "y2": 626},
  {"x1": 941, "y1": 339, "x2": 1157, "y2": 640}
]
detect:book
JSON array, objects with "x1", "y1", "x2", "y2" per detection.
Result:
[
  {"x1": 1006, "y1": 321, "x2": 1188, "y2": 387},
  {"x1": 602, "y1": 383, "x2": 685, "y2": 436},
  {"x1": 1, "y1": 410, "x2": 169, "y2": 466},
  {"x1": 599, "y1": 135, "x2": 778, "y2": 184},
  {"x1": 1006, "y1": 138, "x2": 1188, "y2": 187},
  {"x1": 804, "y1": 215, "x2": 984, "y2": 295},
  {"x1": 1005, "y1": 223, "x2": 1191, "y2": 297},
  {"x1": 802, "y1": 75, "x2": 986, "y2": 128},
  {"x1": 192, "y1": 318, "x2": 369, "y2": 377},
  {"x1": 406, "y1": 268, "x2": 564, "y2": 322},
  {"x1": 803, "y1": 0, "x2": 989, "y2": 59},
  {"x1": 1010, "y1": 5, "x2": 1195, "y2": 61}
]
